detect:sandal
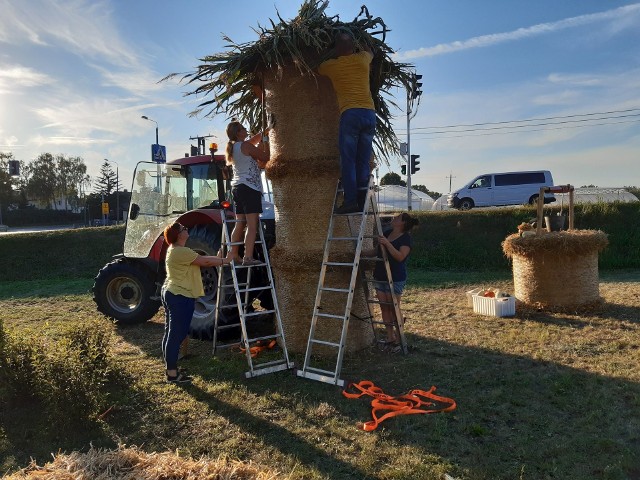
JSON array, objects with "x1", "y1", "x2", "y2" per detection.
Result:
[{"x1": 166, "y1": 372, "x2": 192, "y2": 384}]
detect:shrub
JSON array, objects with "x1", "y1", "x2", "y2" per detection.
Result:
[{"x1": 0, "y1": 319, "x2": 117, "y2": 428}]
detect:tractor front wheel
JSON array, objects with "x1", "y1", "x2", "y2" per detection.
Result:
[{"x1": 93, "y1": 259, "x2": 160, "y2": 324}]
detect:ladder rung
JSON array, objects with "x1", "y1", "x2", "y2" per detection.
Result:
[
  {"x1": 360, "y1": 256, "x2": 383, "y2": 261},
  {"x1": 304, "y1": 366, "x2": 337, "y2": 377},
  {"x1": 320, "y1": 287, "x2": 350, "y2": 293},
  {"x1": 296, "y1": 370, "x2": 344, "y2": 387},
  {"x1": 311, "y1": 339, "x2": 340, "y2": 348},
  {"x1": 239, "y1": 286, "x2": 272, "y2": 293},
  {"x1": 234, "y1": 263, "x2": 266, "y2": 269},
  {"x1": 328, "y1": 236, "x2": 359, "y2": 241},
  {"x1": 243, "y1": 309, "x2": 276, "y2": 318},
  {"x1": 245, "y1": 362, "x2": 292, "y2": 378},
  {"x1": 246, "y1": 333, "x2": 281, "y2": 343},
  {"x1": 219, "y1": 282, "x2": 248, "y2": 288},
  {"x1": 217, "y1": 304, "x2": 239, "y2": 310},
  {"x1": 324, "y1": 262, "x2": 355, "y2": 267},
  {"x1": 316, "y1": 313, "x2": 346, "y2": 320}
]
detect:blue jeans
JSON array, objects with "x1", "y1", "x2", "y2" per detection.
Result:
[
  {"x1": 339, "y1": 108, "x2": 376, "y2": 205},
  {"x1": 161, "y1": 289, "x2": 195, "y2": 371},
  {"x1": 374, "y1": 280, "x2": 406, "y2": 295}
]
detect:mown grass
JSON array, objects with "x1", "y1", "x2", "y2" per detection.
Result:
[
  {"x1": 1, "y1": 211, "x2": 639, "y2": 479},
  {"x1": 2, "y1": 272, "x2": 639, "y2": 479}
]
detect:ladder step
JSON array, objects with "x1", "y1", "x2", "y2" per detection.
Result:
[
  {"x1": 246, "y1": 333, "x2": 282, "y2": 343},
  {"x1": 328, "y1": 236, "x2": 359, "y2": 241},
  {"x1": 296, "y1": 370, "x2": 345, "y2": 387},
  {"x1": 324, "y1": 261, "x2": 356, "y2": 267},
  {"x1": 219, "y1": 282, "x2": 249, "y2": 288},
  {"x1": 234, "y1": 263, "x2": 266, "y2": 269},
  {"x1": 305, "y1": 366, "x2": 337, "y2": 376},
  {"x1": 245, "y1": 361, "x2": 292, "y2": 378},
  {"x1": 311, "y1": 339, "x2": 340, "y2": 348},
  {"x1": 320, "y1": 287, "x2": 350, "y2": 293},
  {"x1": 239, "y1": 285, "x2": 272, "y2": 293},
  {"x1": 316, "y1": 313, "x2": 346, "y2": 320},
  {"x1": 243, "y1": 309, "x2": 276, "y2": 318},
  {"x1": 360, "y1": 256, "x2": 383, "y2": 262}
]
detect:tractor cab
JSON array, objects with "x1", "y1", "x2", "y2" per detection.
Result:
[{"x1": 123, "y1": 155, "x2": 228, "y2": 261}]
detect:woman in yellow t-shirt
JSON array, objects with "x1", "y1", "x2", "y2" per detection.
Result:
[{"x1": 161, "y1": 222, "x2": 232, "y2": 384}]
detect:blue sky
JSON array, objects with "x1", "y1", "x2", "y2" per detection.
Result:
[{"x1": 1, "y1": 0, "x2": 639, "y2": 196}]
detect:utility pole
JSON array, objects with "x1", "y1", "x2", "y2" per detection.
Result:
[
  {"x1": 189, "y1": 134, "x2": 216, "y2": 155},
  {"x1": 446, "y1": 172, "x2": 456, "y2": 192},
  {"x1": 406, "y1": 72, "x2": 422, "y2": 211}
]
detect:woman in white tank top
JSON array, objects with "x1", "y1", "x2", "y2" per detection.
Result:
[{"x1": 225, "y1": 120, "x2": 271, "y2": 265}]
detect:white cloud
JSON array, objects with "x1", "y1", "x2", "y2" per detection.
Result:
[
  {"x1": 0, "y1": 64, "x2": 51, "y2": 93},
  {"x1": 394, "y1": 3, "x2": 640, "y2": 60}
]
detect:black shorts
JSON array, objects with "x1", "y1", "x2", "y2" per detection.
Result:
[{"x1": 232, "y1": 184, "x2": 263, "y2": 215}]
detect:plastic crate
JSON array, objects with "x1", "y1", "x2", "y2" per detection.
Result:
[{"x1": 472, "y1": 295, "x2": 516, "y2": 317}]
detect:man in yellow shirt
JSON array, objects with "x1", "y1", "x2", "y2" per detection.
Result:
[{"x1": 318, "y1": 33, "x2": 376, "y2": 214}]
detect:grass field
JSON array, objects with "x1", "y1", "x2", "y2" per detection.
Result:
[{"x1": 2, "y1": 270, "x2": 639, "y2": 479}]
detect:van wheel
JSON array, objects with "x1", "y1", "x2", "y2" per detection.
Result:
[
  {"x1": 459, "y1": 198, "x2": 474, "y2": 210},
  {"x1": 528, "y1": 195, "x2": 539, "y2": 205}
]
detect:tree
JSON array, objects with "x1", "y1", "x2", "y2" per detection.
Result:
[
  {"x1": 56, "y1": 155, "x2": 89, "y2": 211},
  {"x1": 93, "y1": 161, "x2": 117, "y2": 195},
  {"x1": 0, "y1": 153, "x2": 19, "y2": 219},
  {"x1": 380, "y1": 172, "x2": 405, "y2": 187},
  {"x1": 25, "y1": 153, "x2": 57, "y2": 208},
  {"x1": 172, "y1": 1, "x2": 417, "y2": 353},
  {"x1": 412, "y1": 184, "x2": 441, "y2": 200}
]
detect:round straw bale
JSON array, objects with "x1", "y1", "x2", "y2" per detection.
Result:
[{"x1": 502, "y1": 230, "x2": 608, "y2": 309}]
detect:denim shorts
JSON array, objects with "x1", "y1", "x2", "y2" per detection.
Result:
[{"x1": 374, "y1": 280, "x2": 406, "y2": 295}]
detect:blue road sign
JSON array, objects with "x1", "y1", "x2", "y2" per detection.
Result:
[{"x1": 152, "y1": 144, "x2": 166, "y2": 163}]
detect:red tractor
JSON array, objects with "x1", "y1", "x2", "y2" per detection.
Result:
[{"x1": 92, "y1": 148, "x2": 274, "y2": 339}]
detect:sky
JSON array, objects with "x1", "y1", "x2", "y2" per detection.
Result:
[{"x1": 1, "y1": 0, "x2": 639, "y2": 196}]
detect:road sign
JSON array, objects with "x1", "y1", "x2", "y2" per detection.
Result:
[
  {"x1": 102, "y1": 202, "x2": 109, "y2": 214},
  {"x1": 152, "y1": 144, "x2": 166, "y2": 163}
]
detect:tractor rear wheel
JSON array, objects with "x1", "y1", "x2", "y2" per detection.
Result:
[{"x1": 92, "y1": 259, "x2": 160, "y2": 324}]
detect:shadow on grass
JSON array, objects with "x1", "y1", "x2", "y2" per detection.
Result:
[{"x1": 112, "y1": 321, "x2": 640, "y2": 480}]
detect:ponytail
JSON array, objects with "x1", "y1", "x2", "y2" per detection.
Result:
[{"x1": 225, "y1": 121, "x2": 244, "y2": 165}]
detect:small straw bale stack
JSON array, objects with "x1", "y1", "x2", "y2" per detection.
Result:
[
  {"x1": 264, "y1": 65, "x2": 373, "y2": 353},
  {"x1": 502, "y1": 230, "x2": 608, "y2": 309},
  {"x1": 5, "y1": 445, "x2": 284, "y2": 480}
]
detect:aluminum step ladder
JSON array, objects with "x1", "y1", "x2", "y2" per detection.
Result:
[
  {"x1": 213, "y1": 208, "x2": 293, "y2": 378},
  {"x1": 296, "y1": 176, "x2": 407, "y2": 387}
]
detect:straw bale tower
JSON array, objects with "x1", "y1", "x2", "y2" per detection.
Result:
[{"x1": 171, "y1": 1, "x2": 415, "y2": 352}]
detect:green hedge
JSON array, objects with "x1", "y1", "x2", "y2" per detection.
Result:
[
  {"x1": 407, "y1": 202, "x2": 640, "y2": 271},
  {"x1": 0, "y1": 225, "x2": 125, "y2": 282},
  {"x1": 0, "y1": 203, "x2": 638, "y2": 282}
]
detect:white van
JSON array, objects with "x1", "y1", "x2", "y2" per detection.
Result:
[{"x1": 447, "y1": 170, "x2": 554, "y2": 210}]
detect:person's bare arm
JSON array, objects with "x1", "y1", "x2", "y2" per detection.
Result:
[{"x1": 192, "y1": 255, "x2": 231, "y2": 267}]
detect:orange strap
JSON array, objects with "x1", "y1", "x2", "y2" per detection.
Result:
[
  {"x1": 343, "y1": 380, "x2": 456, "y2": 431},
  {"x1": 238, "y1": 339, "x2": 277, "y2": 358}
]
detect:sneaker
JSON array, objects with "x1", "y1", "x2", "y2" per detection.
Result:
[
  {"x1": 242, "y1": 257, "x2": 262, "y2": 266},
  {"x1": 334, "y1": 202, "x2": 360, "y2": 215},
  {"x1": 166, "y1": 372, "x2": 192, "y2": 384}
]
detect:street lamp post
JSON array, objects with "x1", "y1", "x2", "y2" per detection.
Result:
[
  {"x1": 141, "y1": 115, "x2": 159, "y2": 144},
  {"x1": 104, "y1": 159, "x2": 119, "y2": 223}
]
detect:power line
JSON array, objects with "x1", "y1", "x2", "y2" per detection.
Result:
[
  {"x1": 411, "y1": 107, "x2": 640, "y2": 131},
  {"x1": 410, "y1": 118, "x2": 640, "y2": 139}
]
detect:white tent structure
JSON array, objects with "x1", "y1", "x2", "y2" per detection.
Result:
[
  {"x1": 548, "y1": 187, "x2": 638, "y2": 206},
  {"x1": 431, "y1": 195, "x2": 452, "y2": 211},
  {"x1": 375, "y1": 185, "x2": 435, "y2": 212}
]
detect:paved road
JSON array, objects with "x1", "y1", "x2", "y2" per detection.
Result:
[{"x1": 0, "y1": 224, "x2": 81, "y2": 235}]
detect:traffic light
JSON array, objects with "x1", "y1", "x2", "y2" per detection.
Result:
[
  {"x1": 401, "y1": 164, "x2": 406, "y2": 175},
  {"x1": 411, "y1": 73, "x2": 423, "y2": 99},
  {"x1": 410, "y1": 154, "x2": 420, "y2": 174},
  {"x1": 8, "y1": 160, "x2": 19, "y2": 176}
]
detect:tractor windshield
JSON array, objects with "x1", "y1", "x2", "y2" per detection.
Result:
[
  {"x1": 124, "y1": 162, "x2": 185, "y2": 258},
  {"x1": 123, "y1": 161, "x2": 222, "y2": 258}
]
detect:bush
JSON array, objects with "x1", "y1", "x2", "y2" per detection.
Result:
[{"x1": 1, "y1": 319, "x2": 117, "y2": 428}]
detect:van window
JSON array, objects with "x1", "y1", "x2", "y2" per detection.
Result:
[
  {"x1": 494, "y1": 172, "x2": 545, "y2": 186},
  {"x1": 471, "y1": 175, "x2": 492, "y2": 188}
]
